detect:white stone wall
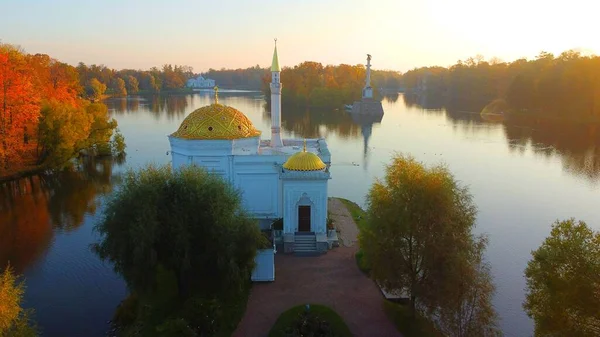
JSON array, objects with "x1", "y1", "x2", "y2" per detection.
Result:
[
  {"x1": 232, "y1": 157, "x2": 283, "y2": 219},
  {"x1": 282, "y1": 180, "x2": 328, "y2": 234},
  {"x1": 169, "y1": 136, "x2": 284, "y2": 219},
  {"x1": 169, "y1": 136, "x2": 329, "y2": 228}
]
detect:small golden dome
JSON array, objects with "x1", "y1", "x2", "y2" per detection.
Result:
[
  {"x1": 283, "y1": 145, "x2": 326, "y2": 171},
  {"x1": 171, "y1": 104, "x2": 261, "y2": 140}
]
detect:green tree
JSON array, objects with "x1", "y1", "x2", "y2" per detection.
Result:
[
  {"x1": 37, "y1": 99, "x2": 93, "y2": 166},
  {"x1": 111, "y1": 77, "x2": 127, "y2": 97},
  {"x1": 125, "y1": 75, "x2": 139, "y2": 95},
  {"x1": 82, "y1": 102, "x2": 118, "y2": 156},
  {"x1": 93, "y1": 165, "x2": 267, "y2": 335},
  {"x1": 110, "y1": 129, "x2": 126, "y2": 156},
  {"x1": 85, "y1": 78, "x2": 107, "y2": 102},
  {"x1": 0, "y1": 265, "x2": 38, "y2": 337},
  {"x1": 433, "y1": 238, "x2": 500, "y2": 337},
  {"x1": 360, "y1": 154, "x2": 498, "y2": 335},
  {"x1": 524, "y1": 219, "x2": 600, "y2": 337}
]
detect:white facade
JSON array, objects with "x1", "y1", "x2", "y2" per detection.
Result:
[
  {"x1": 186, "y1": 75, "x2": 216, "y2": 88},
  {"x1": 169, "y1": 137, "x2": 331, "y2": 234}
]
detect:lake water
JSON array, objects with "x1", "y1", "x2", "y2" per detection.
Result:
[{"x1": 1, "y1": 91, "x2": 599, "y2": 337}]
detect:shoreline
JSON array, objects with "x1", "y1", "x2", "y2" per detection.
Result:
[
  {"x1": 0, "y1": 164, "x2": 48, "y2": 183},
  {"x1": 0, "y1": 154, "x2": 120, "y2": 183}
]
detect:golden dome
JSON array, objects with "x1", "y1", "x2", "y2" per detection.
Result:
[
  {"x1": 171, "y1": 104, "x2": 261, "y2": 140},
  {"x1": 283, "y1": 145, "x2": 326, "y2": 171}
]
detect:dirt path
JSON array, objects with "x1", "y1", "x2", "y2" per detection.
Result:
[{"x1": 233, "y1": 198, "x2": 400, "y2": 337}]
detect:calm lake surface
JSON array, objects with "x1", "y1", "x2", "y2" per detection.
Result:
[{"x1": 1, "y1": 91, "x2": 599, "y2": 337}]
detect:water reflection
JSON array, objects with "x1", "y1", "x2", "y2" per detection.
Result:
[
  {"x1": 261, "y1": 104, "x2": 362, "y2": 140},
  {"x1": 0, "y1": 176, "x2": 53, "y2": 274},
  {"x1": 347, "y1": 111, "x2": 383, "y2": 169},
  {"x1": 382, "y1": 92, "x2": 400, "y2": 103},
  {"x1": 503, "y1": 117, "x2": 600, "y2": 183},
  {"x1": 0, "y1": 156, "x2": 123, "y2": 272},
  {"x1": 405, "y1": 93, "x2": 600, "y2": 182},
  {"x1": 109, "y1": 95, "x2": 191, "y2": 121}
]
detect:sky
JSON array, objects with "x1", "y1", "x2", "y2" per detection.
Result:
[{"x1": 0, "y1": 0, "x2": 597, "y2": 73}]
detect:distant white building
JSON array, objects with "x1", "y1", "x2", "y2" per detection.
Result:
[{"x1": 186, "y1": 75, "x2": 216, "y2": 89}]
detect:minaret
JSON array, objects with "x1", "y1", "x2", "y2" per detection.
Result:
[
  {"x1": 362, "y1": 54, "x2": 373, "y2": 99},
  {"x1": 270, "y1": 39, "x2": 283, "y2": 148}
]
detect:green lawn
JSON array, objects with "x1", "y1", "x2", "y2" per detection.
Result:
[
  {"x1": 268, "y1": 304, "x2": 352, "y2": 337},
  {"x1": 383, "y1": 301, "x2": 443, "y2": 337}
]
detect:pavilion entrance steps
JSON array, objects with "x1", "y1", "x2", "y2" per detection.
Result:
[{"x1": 294, "y1": 233, "x2": 318, "y2": 255}]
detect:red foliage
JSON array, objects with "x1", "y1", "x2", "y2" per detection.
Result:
[
  {"x1": 0, "y1": 46, "x2": 83, "y2": 174},
  {"x1": 0, "y1": 48, "x2": 41, "y2": 170}
]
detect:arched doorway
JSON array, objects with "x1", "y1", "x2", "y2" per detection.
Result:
[{"x1": 298, "y1": 205, "x2": 311, "y2": 232}]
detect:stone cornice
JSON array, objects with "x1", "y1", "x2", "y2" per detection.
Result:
[{"x1": 280, "y1": 169, "x2": 331, "y2": 180}]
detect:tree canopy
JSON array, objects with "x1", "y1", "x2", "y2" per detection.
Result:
[
  {"x1": 93, "y1": 165, "x2": 267, "y2": 335},
  {"x1": 403, "y1": 50, "x2": 600, "y2": 121},
  {"x1": 360, "y1": 154, "x2": 499, "y2": 336},
  {"x1": 0, "y1": 265, "x2": 38, "y2": 337},
  {"x1": 524, "y1": 219, "x2": 600, "y2": 336},
  {"x1": 76, "y1": 62, "x2": 193, "y2": 95}
]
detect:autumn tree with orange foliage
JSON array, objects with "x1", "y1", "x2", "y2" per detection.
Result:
[
  {"x1": 0, "y1": 44, "x2": 122, "y2": 179},
  {"x1": 0, "y1": 45, "x2": 41, "y2": 171}
]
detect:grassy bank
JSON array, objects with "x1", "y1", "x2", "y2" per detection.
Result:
[
  {"x1": 336, "y1": 198, "x2": 367, "y2": 230},
  {"x1": 332, "y1": 198, "x2": 371, "y2": 275}
]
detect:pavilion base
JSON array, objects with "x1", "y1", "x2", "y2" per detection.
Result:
[{"x1": 351, "y1": 98, "x2": 384, "y2": 115}]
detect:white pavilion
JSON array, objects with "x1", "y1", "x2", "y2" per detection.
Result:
[
  {"x1": 168, "y1": 42, "x2": 333, "y2": 273},
  {"x1": 186, "y1": 75, "x2": 216, "y2": 89}
]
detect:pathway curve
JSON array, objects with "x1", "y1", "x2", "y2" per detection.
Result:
[{"x1": 233, "y1": 198, "x2": 400, "y2": 337}]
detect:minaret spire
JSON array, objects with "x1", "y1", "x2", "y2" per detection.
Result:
[
  {"x1": 271, "y1": 38, "x2": 281, "y2": 72},
  {"x1": 270, "y1": 40, "x2": 283, "y2": 147}
]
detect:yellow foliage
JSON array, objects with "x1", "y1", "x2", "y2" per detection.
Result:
[{"x1": 0, "y1": 265, "x2": 24, "y2": 333}]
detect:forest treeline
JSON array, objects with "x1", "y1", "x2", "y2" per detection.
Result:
[
  {"x1": 403, "y1": 50, "x2": 600, "y2": 121},
  {"x1": 204, "y1": 65, "x2": 267, "y2": 89},
  {"x1": 261, "y1": 62, "x2": 403, "y2": 108},
  {"x1": 78, "y1": 64, "x2": 268, "y2": 98},
  {"x1": 77, "y1": 63, "x2": 195, "y2": 100},
  {"x1": 0, "y1": 44, "x2": 123, "y2": 178}
]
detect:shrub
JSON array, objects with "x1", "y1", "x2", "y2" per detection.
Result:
[
  {"x1": 269, "y1": 304, "x2": 351, "y2": 337},
  {"x1": 285, "y1": 309, "x2": 334, "y2": 337},
  {"x1": 354, "y1": 250, "x2": 371, "y2": 275},
  {"x1": 0, "y1": 265, "x2": 38, "y2": 337}
]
